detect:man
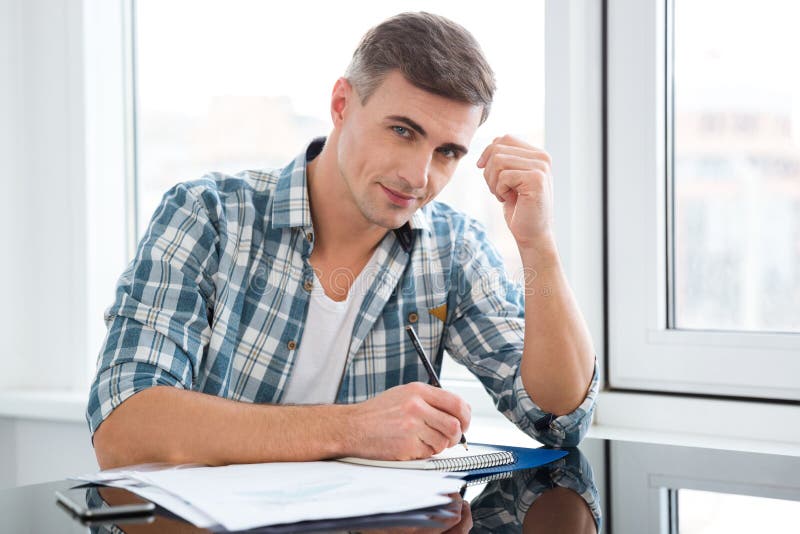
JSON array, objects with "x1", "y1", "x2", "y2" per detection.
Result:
[{"x1": 88, "y1": 12, "x2": 598, "y2": 469}]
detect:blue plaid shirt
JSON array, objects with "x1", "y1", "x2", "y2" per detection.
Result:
[{"x1": 87, "y1": 138, "x2": 598, "y2": 447}]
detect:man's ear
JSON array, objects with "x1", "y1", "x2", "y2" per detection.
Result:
[{"x1": 330, "y1": 77, "x2": 354, "y2": 127}]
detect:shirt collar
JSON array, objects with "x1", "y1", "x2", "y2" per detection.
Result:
[
  {"x1": 270, "y1": 138, "x2": 321, "y2": 229},
  {"x1": 270, "y1": 137, "x2": 433, "y2": 249}
]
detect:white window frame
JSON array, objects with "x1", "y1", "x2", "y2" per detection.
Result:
[
  {"x1": 83, "y1": 0, "x2": 137, "y2": 384},
  {"x1": 607, "y1": 0, "x2": 800, "y2": 401},
  {"x1": 609, "y1": 440, "x2": 800, "y2": 533}
]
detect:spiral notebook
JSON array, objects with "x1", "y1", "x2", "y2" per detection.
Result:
[{"x1": 337, "y1": 444, "x2": 516, "y2": 472}]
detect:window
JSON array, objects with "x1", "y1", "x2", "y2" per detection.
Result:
[
  {"x1": 133, "y1": 1, "x2": 546, "y2": 407},
  {"x1": 609, "y1": 440, "x2": 800, "y2": 532},
  {"x1": 672, "y1": 0, "x2": 800, "y2": 334},
  {"x1": 678, "y1": 489, "x2": 800, "y2": 533},
  {"x1": 607, "y1": 0, "x2": 800, "y2": 400}
]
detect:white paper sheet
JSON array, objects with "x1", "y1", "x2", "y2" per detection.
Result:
[
  {"x1": 105, "y1": 480, "x2": 218, "y2": 528},
  {"x1": 72, "y1": 465, "x2": 218, "y2": 528},
  {"x1": 127, "y1": 461, "x2": 465, "y2": 531}
]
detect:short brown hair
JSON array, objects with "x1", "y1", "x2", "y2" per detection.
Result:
[{"x1": 345, "y1": 12, "x2": 496, "y2": 124}]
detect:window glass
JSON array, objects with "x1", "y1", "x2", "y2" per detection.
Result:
[
  {"x1": 673, "y1": 0, "x2": 800, "y2": 333},
  {"x1": 678, "y1": 489, "x2": 800, "y2": 532}
]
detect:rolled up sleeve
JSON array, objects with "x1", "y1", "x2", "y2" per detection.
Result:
[
  {"x1": 508, "y1": 362, "x2": 599, "y2": 447},
  {"x1": 86, "y1": 182, "x2": 219, "y2": 437}
]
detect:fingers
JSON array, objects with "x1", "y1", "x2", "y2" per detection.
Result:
[
  {"x1": 421, "y1": 495, "x2": 470, "y2": 534},
  {"x1": 477, "y1": 138, "x2": 552, "y2": 202},
  {"x1": 415, "y1": 384, "x2": 471, "y2": 436},
  {"x1": 477, "y1": 135, "x2": 551, "y2": 168},
  {"x1": 477, "y1": 143, "x2": 548, "y2": 169},
  {"x1": 416, "y1": 421, "x2": 451, "y2": 455},
  {"x1": 353, "y1": 384, "x2": 471, "y2": 460},
  {"x1": 495, "y1": 169, "x2": 550, "y2": 203},
  {"x1": 443, "y1": 499, "x2": 473, "y2": 534},
  {"x1": 403, "y1": 385, "x2": 469, "y2": 452},
  {"x1": 485, "y1": 158, "x2": 549, "y2": 201},
  {"x1": 421, "y1": 406, "x2": 462, "y2": 451}
]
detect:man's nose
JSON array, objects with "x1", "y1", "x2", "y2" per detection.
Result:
[{"x1": 399, "y1": 151, "x2": 432, "y2": 191}]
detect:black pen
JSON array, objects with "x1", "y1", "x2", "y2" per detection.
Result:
[{"x1": 405, "y1": 325, "x2": 469, "y2": 451}]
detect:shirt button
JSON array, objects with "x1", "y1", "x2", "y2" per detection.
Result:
[
  {"x1": 287, "y1": 340, "x2": 297, "y2": 350},
  {"x1": 306, "y1": 232, "x2": 314, "y2": 243},
  {"x1": 303, "y1": 280, "x2": 314, "y2": 292},
  {"x1": 408, "y1": 312, "x2": 419, "y2": 323}
]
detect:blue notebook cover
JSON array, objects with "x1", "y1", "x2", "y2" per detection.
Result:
[{"x1": 458, "y1": 443, "x2": 568, "y2": 480}]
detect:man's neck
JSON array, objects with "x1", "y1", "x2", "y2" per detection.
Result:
[{"x1": 305, "y1": 141, "x2": 388, "y2": 262}]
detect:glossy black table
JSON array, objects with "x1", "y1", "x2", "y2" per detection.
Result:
[{"x1": 4, "y1": 436, "x2": 800, "y2": 533}]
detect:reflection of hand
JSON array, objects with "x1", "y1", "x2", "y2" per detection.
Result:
[
  {"x1": 363, "y1": 493, "x2": 473, "y2": 534},
  {"x1": 442, "y1": 497, "x2": 473, "y2": 534},
  {"x1": 522, "y1": 486, "x2": 597, "y2": 534},
  {"x1": 344, "y1": 383, "x2": 471, "y2": 460},
  {"x1": 115, "y1": 514, "x2": 205, "y2": 534}
]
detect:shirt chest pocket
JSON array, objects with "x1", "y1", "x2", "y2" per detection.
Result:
[{"x1": 403, "y1": 298, "x2": 448, "y2": 379}]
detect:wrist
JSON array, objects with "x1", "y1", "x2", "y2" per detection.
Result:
[
  {"x1": 325, "y1": 403, "x2": 361, "y2": 458},
  {"x1": 517, "y1": 233, "x2": 560, "y2": 267}
]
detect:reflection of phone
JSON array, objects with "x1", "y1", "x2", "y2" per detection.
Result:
[{"x1": 55, "y1": 486, "x2": 156, "y2": 520}]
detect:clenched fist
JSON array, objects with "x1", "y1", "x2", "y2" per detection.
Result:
[{"x1": 477, "y1": 135, "x2": 555, "y2": 250}]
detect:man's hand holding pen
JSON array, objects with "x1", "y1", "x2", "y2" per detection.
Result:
[
  {"x1": 405, "y1": 326, "x2": 469, "y2": 450},
  {"x1": 341, "y1": 382, "x2": 471, "y2": 461}
]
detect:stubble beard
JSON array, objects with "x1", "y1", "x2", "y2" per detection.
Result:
[
  {"x1": 338, "y1": 165, "x2": 411, "y2": 231},
  {"x1": 358, "y1": 190, "x2": 410, "y2": 230}
]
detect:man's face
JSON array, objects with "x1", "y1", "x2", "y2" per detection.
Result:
[{"x1": 331, "y1": 70, "x2": 483, "y2": 230}]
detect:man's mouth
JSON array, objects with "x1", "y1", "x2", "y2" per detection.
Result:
[{"x1": 380, "y1": 184, "x2": 417, "y2": 208}]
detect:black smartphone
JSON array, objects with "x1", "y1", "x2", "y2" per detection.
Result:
[{"x1": 55, "y1": 486, "x2": 156, "y2": 520}]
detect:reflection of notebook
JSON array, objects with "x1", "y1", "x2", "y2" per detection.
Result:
[{"x1": 337, "y1": 445, "x2": 515, "y2": 472}]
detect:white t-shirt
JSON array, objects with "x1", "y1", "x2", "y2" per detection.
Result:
[{"x1": 281, "y1": 251, "x2": 379, "y2": 404}]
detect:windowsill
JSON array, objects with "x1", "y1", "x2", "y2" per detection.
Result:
[
  {"x1": 594, "y1": 390, "x2": 800, "y2": 454},
  {"x1": 440, "y1": 413, "x2": 800, "y2": 457},
  {"x1": 0, "y1": 390, "x2": 88, "y2": 423},
  {"x1": 589, "y1": 424, "x2": 800, "y2": 457}
]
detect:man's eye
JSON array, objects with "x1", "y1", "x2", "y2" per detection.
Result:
[
  {"x1": 438, "y1": 148, "x2": 458, "y2": 159},
  {"x1": 392, "y1": 126, "x2": 411, "y2": 138}
]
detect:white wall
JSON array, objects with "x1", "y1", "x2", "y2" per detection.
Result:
[
  {"x1": 0, "y1": 417, "x2": 97, "y2": 489},
  {"x1": 0, "y1": 0, "x2": 89, "y2": 391},
  {"x1": 0, "y1": 0, "x2": 126, "y2": 488}
]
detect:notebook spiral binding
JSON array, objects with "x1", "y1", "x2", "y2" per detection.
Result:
[
  {"x1": 465, "y1": 470, "x2": 515, "y2": 487},
  {"x1": 429, "y1": 450, "x2": 515, "y2": 471}
]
